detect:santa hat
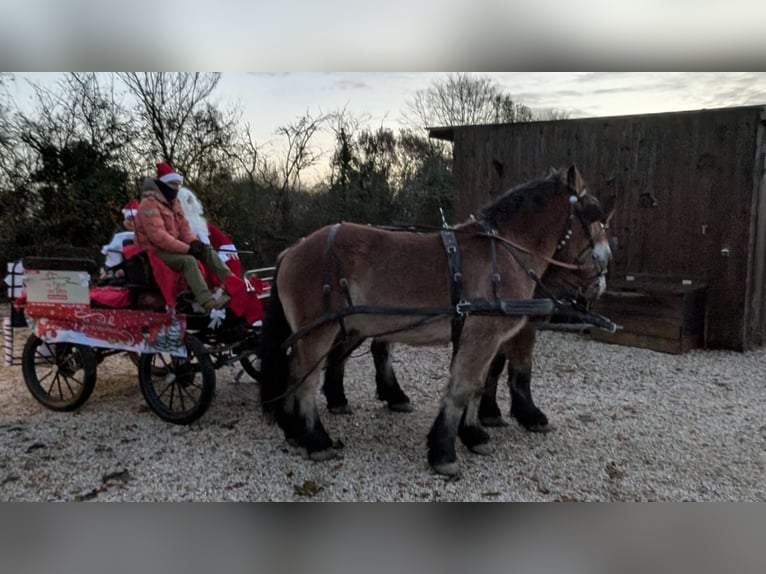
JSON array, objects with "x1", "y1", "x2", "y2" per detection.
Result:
[
  {"x1": 156, "y1": 162, "x2": 183, "y2": 184},
  {"x1": 122, "y1": 199, "x2": 140, "y2": 218}
]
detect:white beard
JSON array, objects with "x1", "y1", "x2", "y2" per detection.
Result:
[{"x1": 177, "y1": 186, "x2": 210, "y2": 244}]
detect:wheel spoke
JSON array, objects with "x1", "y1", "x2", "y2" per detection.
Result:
[
  {"x1": 37, "y1": 368, "x2": 55, "y2": 385},
  {"x1": 60, "y1": 373, "x2": 83, "y2": 398},
  {"x1": 176, "y1": 379, "x2": 199, "y2": 404},
  {"x1": 168, "y1": 377, "x2": 178, "y2": 410},
  {"x1": 45, "y1": 372, "x2": 60, "y2": 397}
]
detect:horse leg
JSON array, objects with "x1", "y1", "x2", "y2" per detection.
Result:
[
  {"x1": 458, "y1": 397, "x2": 492, "y2": 455},
  {"x1": 507, "y1": 326, "x2": 550, "y2": 433},
  {"x1": 322, "y1": 336, "x2": 360, "y2": 415},
  {"x1": 371, "y1": 340, "x2": 413, "y2": 412},
  {"x1": 428, "y1": 335, "x2": 500, "y2": 476},
  {"x1": 478, "y1": 351, "x2": 508, "y2": 427},
  {"x1": 287, "y1": 330, "x2": 340, "y2": 460}
]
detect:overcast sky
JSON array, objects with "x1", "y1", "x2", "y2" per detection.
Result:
[
  {"x1": 17, "y1": 72, "x2": 765, "y2": 143},
  {"x1": 10, "y1": 72, "x2": 766, "y2": 182},
  {"x1": 216, "y1": 72, "x2": 766, "y2": 141}
]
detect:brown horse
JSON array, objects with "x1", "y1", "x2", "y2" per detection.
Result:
[{"x1": 260, "y1": 166, "x2": 612, "y2": 476}]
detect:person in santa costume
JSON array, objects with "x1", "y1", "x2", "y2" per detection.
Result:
[
  {"x1": 176, "y1": 186, "x2": 242, "y2": 277},
  {"x1": 133, "y1": 162, "x2": 233, "y2": 312},
  {"x1": 175, "y1": 184, "x2": 265, "y2": 325},
  {"x1": 100, "y1": 199, "x2": 140, "y2": 279}
]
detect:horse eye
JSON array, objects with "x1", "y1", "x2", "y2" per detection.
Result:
[{"x1": 581, "y1": 204, "x2": 603, "y2": 224}]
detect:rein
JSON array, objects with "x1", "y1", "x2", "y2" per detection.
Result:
[{"x1": 378, "y1": 223, "x2": 587, "y2": 272}]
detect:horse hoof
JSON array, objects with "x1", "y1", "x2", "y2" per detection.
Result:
[
  {"x1": 309, "y1": 449, "x2": 339, "y2": 462},
  {"x1": 388, "y1": 402, "x2": 414, "y2": 413},
  {"x1": 469, "y1": 442, "x2": 493, "y2": 456},
  {"x1": 431, "y1": 461, "x2": 459, "y2": 476},
  {"x1": 480, "y1": 416, "x2": 508, "y2": 427},
  {"x1": 525, "y1": 423, "x2": 552, "y2": 434},
  {"x1": 328, "y1": 405, "x2": 353, "y2": 415}
]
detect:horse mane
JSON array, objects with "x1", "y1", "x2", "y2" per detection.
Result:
[{"x1": 480, "y1": 169, "x2": 568, "y2": 228}]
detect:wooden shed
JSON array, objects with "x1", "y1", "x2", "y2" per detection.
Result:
[{"x1": 430, "y1": 105, "x2": 766, "y2": 351}]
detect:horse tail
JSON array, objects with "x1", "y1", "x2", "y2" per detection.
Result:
[{"x1": 259, "y1": 258, "x2": 292, "y2": 421}]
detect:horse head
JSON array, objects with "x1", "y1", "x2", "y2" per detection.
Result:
[
  {"x1": 481, "y1": 165, "x2": 614, "y2": 304},
  {"x1": 542, "y1": 165, "x2": 614, "y2": 303}
]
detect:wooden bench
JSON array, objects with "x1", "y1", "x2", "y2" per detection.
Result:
[{"x1": 589, "y1": 276, "x2": 707, "y2": 354}]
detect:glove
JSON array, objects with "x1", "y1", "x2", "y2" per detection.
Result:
[{"x1": 187, "y1": 240, "x2": 206, "y2": 260}]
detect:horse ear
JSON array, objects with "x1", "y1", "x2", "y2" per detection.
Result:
[{"x1": 567, "y1": 165, "x2": 587, "y2": 197}]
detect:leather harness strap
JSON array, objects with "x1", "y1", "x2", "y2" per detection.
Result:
[
  {"x1": 280, "y1": 221, "x2": 617, "y2": 352},
  {"x1": 440, "y1": 228, "x2": 466, "y2": 354},
  {"x1": 322, "y1": 223, "x2": 353, "y2": 341}
]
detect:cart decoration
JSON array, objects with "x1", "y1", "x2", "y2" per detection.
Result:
[{"x1": 24, "y1": 302, "x2": 186, "y2": 356}]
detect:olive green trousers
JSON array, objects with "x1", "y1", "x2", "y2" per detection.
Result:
[{"x1": 154, "y1": 245, "x2": 232, "y2": 306}]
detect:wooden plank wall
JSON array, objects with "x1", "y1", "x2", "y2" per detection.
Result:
[
  {"x1": 449, "y1": 106, "x2": 766, "y2": 350},
  {"x1": 745, "y1": 114, "x2": 766, "y2": 348}
]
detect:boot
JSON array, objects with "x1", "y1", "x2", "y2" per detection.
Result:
[{"x1": 203, "y1": 294, "x2": 231, "y2": 312}]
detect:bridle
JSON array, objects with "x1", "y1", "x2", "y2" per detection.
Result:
[{"x1": 475, "y1": 189, "x2": 610, "y2": 277}]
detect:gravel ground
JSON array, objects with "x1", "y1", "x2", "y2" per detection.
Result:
[{"x1": 1, "y1": 325, "x2": 765, "y2": 501}]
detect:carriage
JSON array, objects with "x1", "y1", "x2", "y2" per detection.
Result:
[{"x1": 12, "y1": 254, "x2": 273, "y2": 425}]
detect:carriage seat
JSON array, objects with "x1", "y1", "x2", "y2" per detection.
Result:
[{"x1": 122, "y1": 251, "x2": 156, "y2": 289}]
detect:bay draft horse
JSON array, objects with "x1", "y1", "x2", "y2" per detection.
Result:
[
  {"x1": 320, "y1": 213, "x2": 617, "y2": 428},
  {"x1": 260, "y1": 165, "x2": 613, "y2": 476}
]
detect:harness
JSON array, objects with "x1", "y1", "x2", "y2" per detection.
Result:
[{"x1": 281, "y1": 207, "x2": 616, "y2": 352}]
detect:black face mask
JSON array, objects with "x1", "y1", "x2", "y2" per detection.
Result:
[{"x1": 156, "y1": 179, "x2": 178, "y2": 203}]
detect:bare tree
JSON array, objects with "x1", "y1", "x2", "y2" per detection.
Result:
[
  {"x1": 402, "y1": 73, "x2": 534, "y2": 129},
  {"x1": 535, "y1": 108, "x2": 572, "y2": 121},
  {"x1": 268, "y1": 109, "x2": 331, "y2": 226},
  {"x1": 13, "y1": 73, "x2": 135, "y2": 167},
  {"x1": 226, "y1": 123, "x2": 273, "y2": 186},
  {"x1": 0, "y1": 73, "x2": 25, "y2": 188},
  {"x1": 275, "y1": 109, "x2": 330, "y2": 191},
  {"x1": 117, "y1": 72, "x2": 241, "y2": 184}
]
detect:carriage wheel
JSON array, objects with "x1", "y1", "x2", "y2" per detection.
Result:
[
  {"x1": 127, "y1": 351, "x2": 140, "y2": 367},
  {"x1": 137, "y1": 335, "x2": 215, "y2": 425},
  {"x1": 21, "y1": 334, "x2": 97, "y2": 411},
  {"x1": 127, "y1": 351, "x2": 165, "y2": 376}
]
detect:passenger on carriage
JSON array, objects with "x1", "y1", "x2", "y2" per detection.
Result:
[
  {"x1": 133, "y1": 162, "x2": 234, "y2": 313},
  {"x1": 176, "y1": 185, "x2": 242, "y2": 278},
  {"x1": 99, "y1": 199, "x2": 139, "y2": 283}
]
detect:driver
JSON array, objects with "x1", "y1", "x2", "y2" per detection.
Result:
[{"x1": 134, "y1": 162, "x2": 233, "y2": 312}]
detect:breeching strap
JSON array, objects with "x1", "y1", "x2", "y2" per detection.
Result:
[
  {"x1": 440, "y1": 228, "x2": 466, "y2": 353},
  {"x1": 322, "y1": 223, "x2": 353, "y2": 341}
]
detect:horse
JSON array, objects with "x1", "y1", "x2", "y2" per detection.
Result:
[{"x1": 260, "y1": 165, "x2": 613, "y2": 476}]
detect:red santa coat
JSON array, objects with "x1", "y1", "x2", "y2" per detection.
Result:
[{"x1": 208, "y1": 222, "x2": 242, "y2": 277}]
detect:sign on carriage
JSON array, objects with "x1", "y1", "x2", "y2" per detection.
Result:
[
  {"x1": 4, "y1": 260, "x2": 24, "y2": 299},
  {"x1": 23, "y1": 269, "x2": 91, "y2": 305}
]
